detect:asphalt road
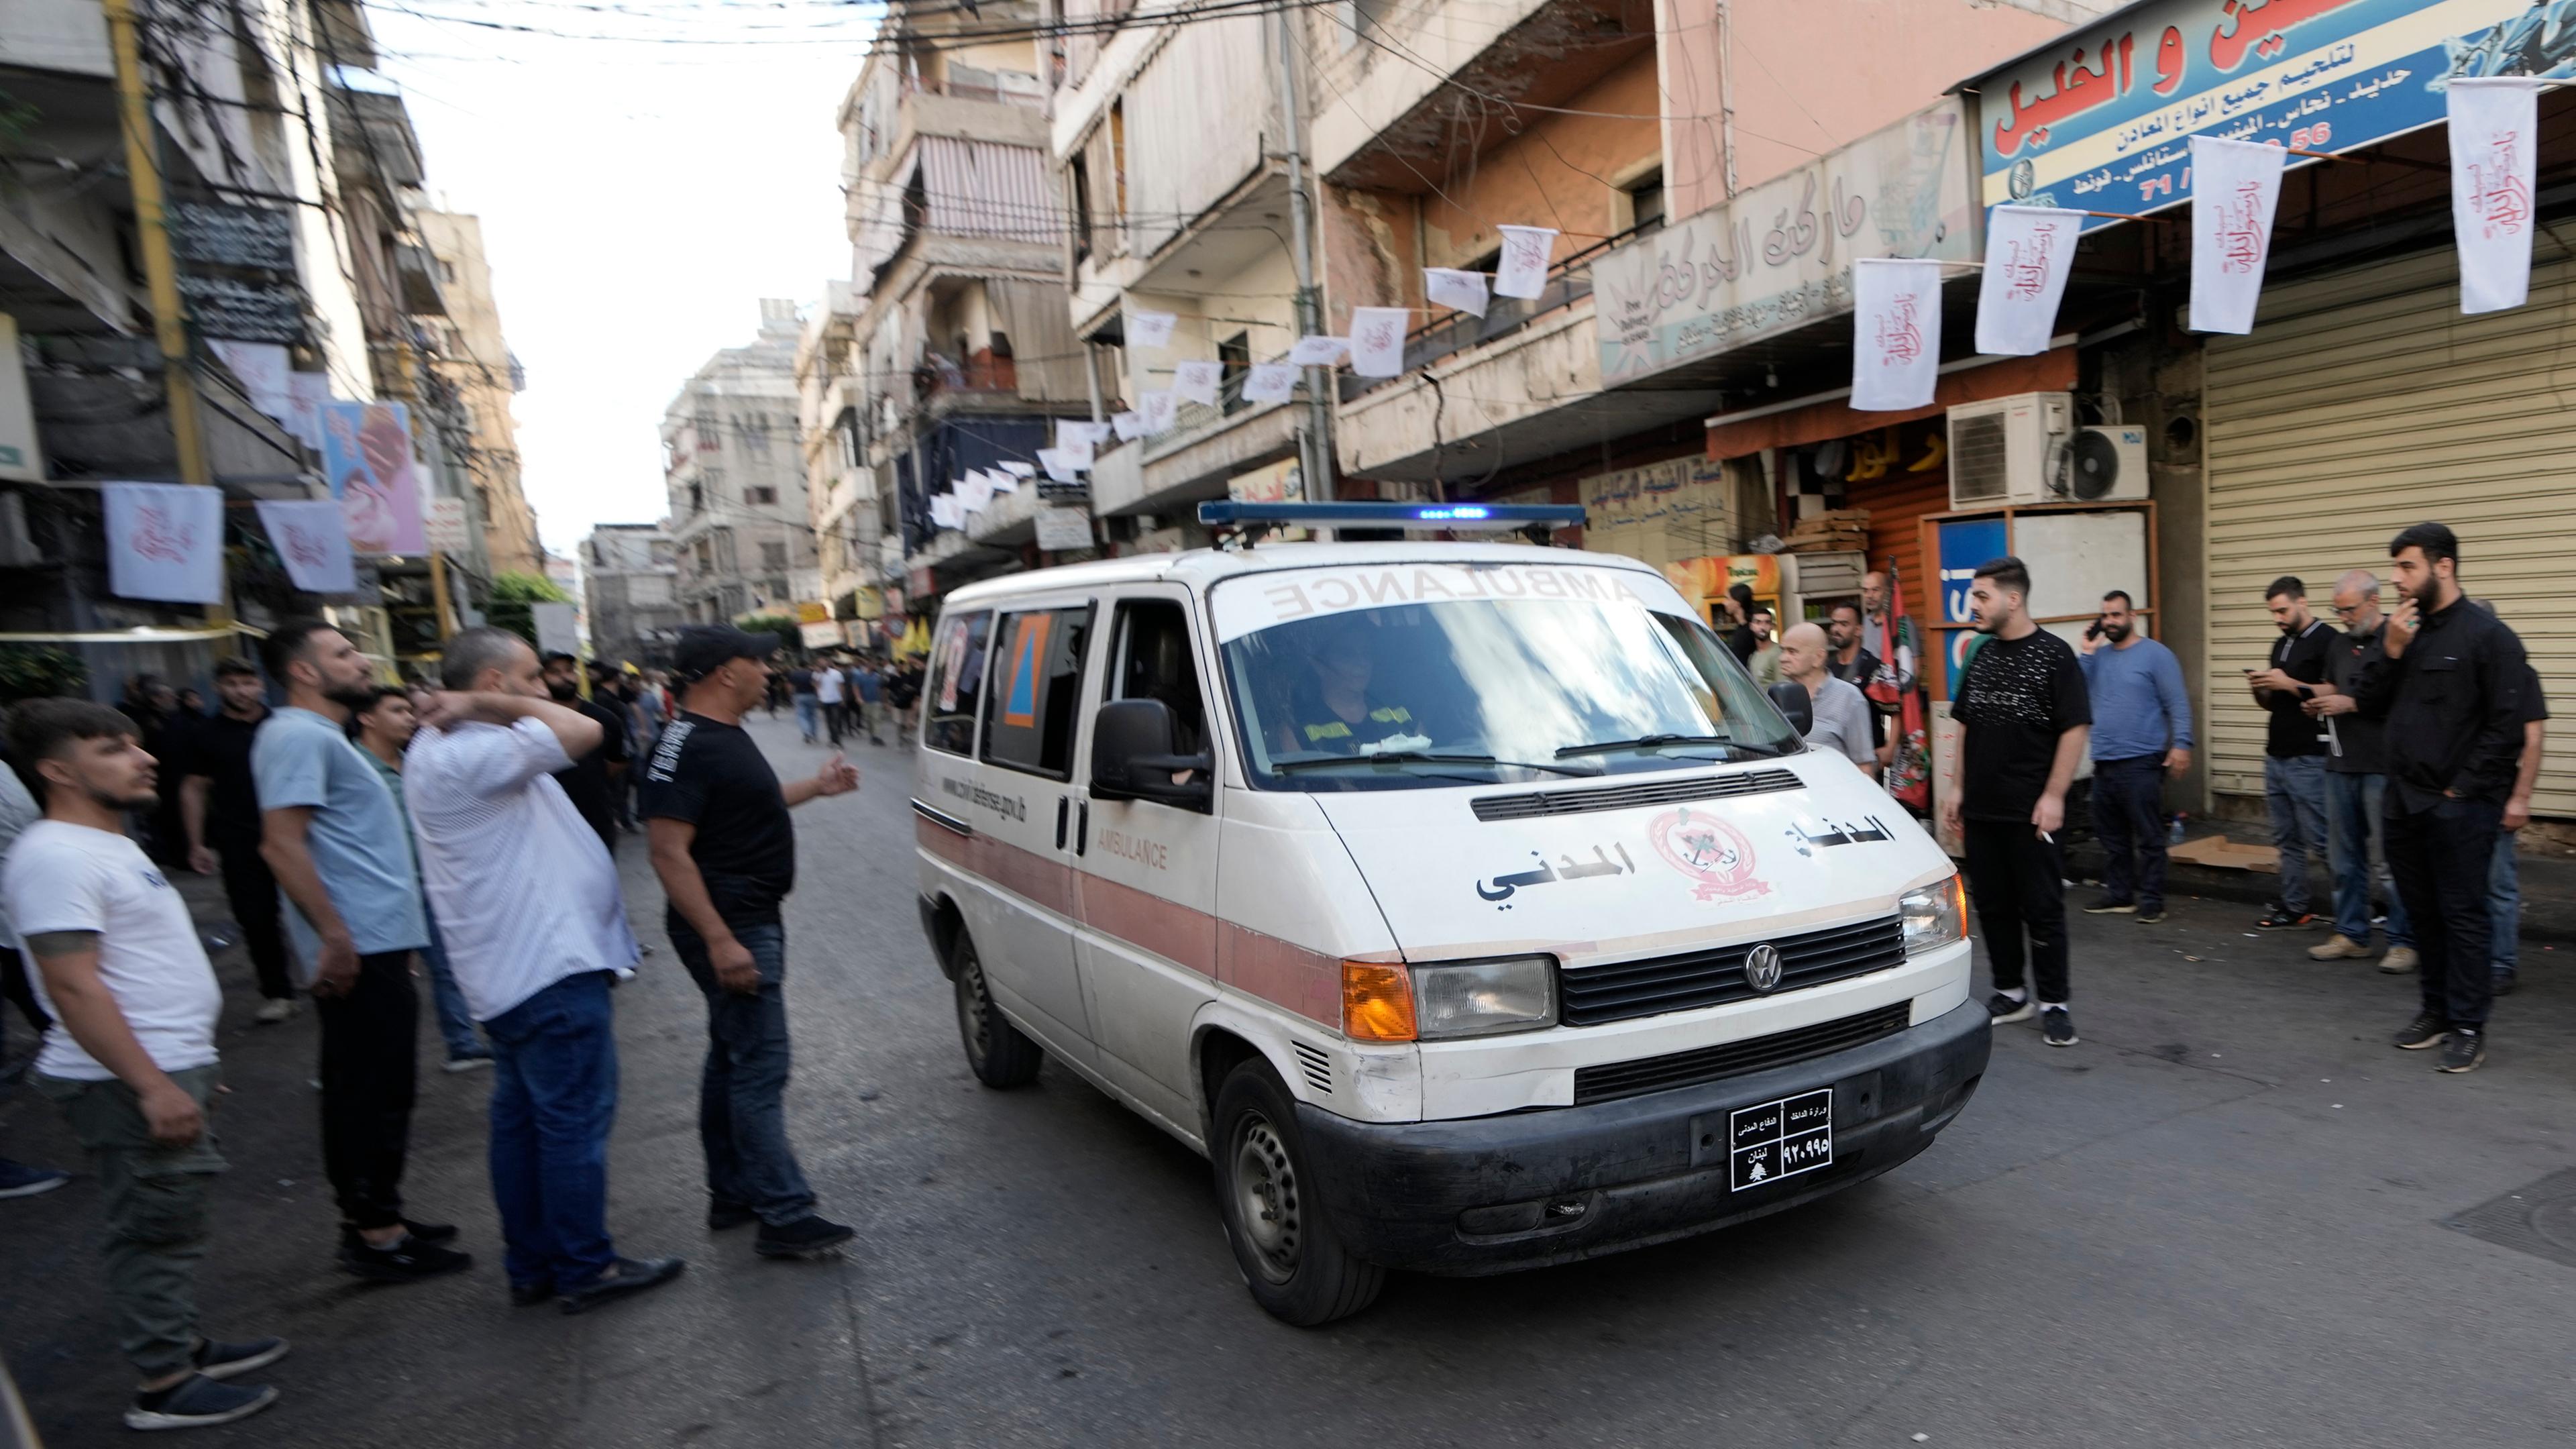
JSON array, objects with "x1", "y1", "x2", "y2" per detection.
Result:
[{"x1": 6, "y1": 710, "x2": 2575, "y2": 1448}]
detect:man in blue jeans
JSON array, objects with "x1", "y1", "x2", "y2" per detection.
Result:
[
  {"x1": 643, "y1": 626, "x2": 861, "y2": 1260},
  {"x1": 2301, "y1": 571, "x2": 2418, "y2": 973},
  {"x1": 348, "y1": 688, "x2": 492, "y2": 1071},
  {"x1": 2076, "y1": 590, "x2": 2192, "y2": 924},
  {"x1": 2247, "y1": 577, "x2": 2335, "y2": 929},
  {"x1": 2487, "y1": 655, "x2": 2547, "y2": 995},
  {"x1": 406, "y1": 627, "x2": 684, "y2": 1313}
]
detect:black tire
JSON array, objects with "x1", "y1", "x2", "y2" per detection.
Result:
[
  {"x1": 1210, "y1": 1059, "x2": 1385, "y2": 1326},
  {"x1": 953, "y1": 934, "x2": 1042, "y2": 1088}
]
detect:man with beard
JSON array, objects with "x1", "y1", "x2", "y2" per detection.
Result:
[
  {"x1": 2077, "y1": 590, "x2": 2192, "y2": 923},
  {"x1": 2300, "y1": 571, "x2": 2418, "y2": 973},
  {"x1": 540, "y1": 652, "x2": 627, "y2": 855},
  {"x1": 178, "y1": 659, "x2": 297, "y2": 1022},
  {"x1": 1827, "y1": 604, "x2": 1888, "y2": 769},
  {"x1": 254, "y1": 620, "x2": 468, "y2": 1282},
  {"x1": 2247, "y1": 577, "x2": 2335, "y2": 928}
]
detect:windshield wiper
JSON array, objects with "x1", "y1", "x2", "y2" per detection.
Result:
[
  {"x1": 1554, "y1": 733, "x2": 1739, "y2": 759},
  {"x1": 1274, "y1": 750, "x2": 1602, "y2": 777}
]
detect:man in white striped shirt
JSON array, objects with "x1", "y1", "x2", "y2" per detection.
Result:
[{"x1": 405, "y1": 627, "x2": 683, "y2": 1316}]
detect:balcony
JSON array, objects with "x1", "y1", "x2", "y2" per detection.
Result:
[{"x1": 1090, "y1": 388, "x2": 1298, "y2": 519}]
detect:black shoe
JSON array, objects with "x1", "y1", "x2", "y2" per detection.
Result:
[
  {"x1": 755, "y1": 1214, "x2": 855, "y2": 1258},
  {"x1": 2135, "y1": 908, "x2": 2167, "y2": 924},
  {"x1": 125, "y1": 1374, "x2": 278, "y2": 1431},
  {"x1": 2257, "y1": 907, "x2": 2316, "y2": 929},
  {"x1": 1985, "y1": 993, "x2": 2035, "y2": 1024},
  {"x1": 509, "y1": 1280, "x2": 557, "y2": 1308},
  {"x1": 401, "y1": 1218, "x2": 458, "y2": 1244},
  {"x1": 2491, "y1": 971, "x2": 2517, "y2": 998},
  {"x1": 559, "y1": 1256, "x2": 685, "y2": 1315},
  {"x1": 341, "y1": 1234, "x2": 473, "y2": 1283},
  {"x1": 706, "y1": 1201, "x2": 757, "y2": 1232},
  {"x1": 190, "y1": 1336, "x2": 288, "y2": 1381},
  {"x1": 2082, "y1": 896, "x2": 2135, "y2": 915},
  {"x1": 2392, "y1": 1012, "x2": 2449, "y2": 1051},
  {"x1": 2041, "y1": 1005, "x2": 2078, "y2": 1046},
  {"x1": 2438, "y1": 1028, "x2": 2486, "y2": 1073}
]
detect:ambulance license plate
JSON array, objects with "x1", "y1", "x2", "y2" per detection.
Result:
[{"x1": 1727, "y1": 1089, "x2": 1833, "y2": 1191}]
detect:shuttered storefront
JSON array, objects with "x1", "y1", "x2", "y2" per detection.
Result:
[{"x1": 2204, "y1": 246, "x2": 2575, "y2": 816}]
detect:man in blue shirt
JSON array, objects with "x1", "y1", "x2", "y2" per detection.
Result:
[
  {"x1": 2077, "y1": 590, "x2": 2194, "y2": 923},
  {"x1": 254, "y1": 619, "x2": 469, "y2": 1285}
]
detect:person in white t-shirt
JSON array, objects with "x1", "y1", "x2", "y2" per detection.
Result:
[
  {"x1": 5, "y1": 699, "x2": 286, "y2": 1431},
  {"x1": 405, "y1": 628, "x2": 682, "y2": 1314},
  {"x1": 812, "y1": 656, "x2": 846, "y2": 747}
]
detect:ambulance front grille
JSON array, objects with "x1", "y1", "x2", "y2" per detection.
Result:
[
  {"x1": 1572, "y1": 1002, "x2": 1913, "y2": 1106},
  {"x1": 1470, "y1": 767, "x2": 1803, "y2": 822},
  {"x1": 1558, "y1": 915, "x2": 1906, "y2": 1026}
]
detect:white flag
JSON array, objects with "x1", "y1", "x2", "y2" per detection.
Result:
[
  {"x1": 927, "y1": 493, "x2": 956, "y2": 530},
  {"x1": 1424, "y1": 267, "x2": 1491, "y2": 318},
  {"x1": 1348, "y1": 307, "x2": 1410, "y2": 378},
  {"x1": 211, "y1": 340, "x2": 292, "y2": 425},
  {"x1": 1140, "y1": 389, "x2": 1179, "y2": 435},
  {"x1": 1173, "y1": 360, "x2": 1223, "y2": 407},
  {"x1": 1975, "y1": 206, "x2": 2084, "y2": 356},
  {"x1": 957, "y1": 474, "x2": 993, "y2": 513},
  {"x1": 1061, "y1": 420, "x2": 1114, "y2": 448},
  {"x1": 1128, "y1": 310, "x2": 1177, "y2": 350},
  {"x1": 103, "y1": 482, "x2": 225, "y2": 604},
  {"x1": 286, "y1": 371, "x2": 329, "y2": 449},
  {"x1": 1241, "y1": 362, "x2": 1298, "y2": 404},
  {"x1": 1053, "y1": 430, "x2": 1095, "y2": 469},
  {"x1": 986, "y1": 467, "x2": 1018, "y2": 494},
  {"x1": 2189, "y1": 136, "x2": 2284, "y2": 334},
  {"x1": 1288, "y1": 335, "x2": 1350, "y2": 367},
  {"x1": 2449, "y1": 78, "x2": 2544, "y2": 315},
  {"x1": 1850, "y1": 259, "x2": 1943, "y2": 411},
  {"x1": 1037, "y1": 447, "x2": 1081, "y2": 484},
  {"x1": 1111, "y1": 410, "x2": 1146, "y2": 441},
  {"x1": 998, "y1": 460, "x2": 1036, "y2": 478},
  {"x1": 254, "y1": 499, "x2": 358, "y2": 594},
  {"x1": 1494, "y1": 225, "x2": 1558, "y2": 300}
]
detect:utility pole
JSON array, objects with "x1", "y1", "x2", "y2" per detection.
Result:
[
  {"x1": 1273, "y1": 5, "x2": 1334, "y2": 502},
  {"x1": 104, "y1": 0, "x2": 210, "y2": 491}
]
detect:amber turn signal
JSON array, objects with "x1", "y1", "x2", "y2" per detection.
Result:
[{"x1": 1340, "y1": 960, "x2": 1417, "y2": 1042}]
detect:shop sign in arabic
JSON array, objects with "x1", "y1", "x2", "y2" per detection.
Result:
[
  {"x1": 1974, "y1": 0, "x2": 2543, "y2": 225},
  {"x1": 170, "y1": 202, "x2": 297, "y2": 272},
  {"x1": 1592, "y1": 99, "x2": 1976, "y2": 386},
  {"x1": 176, "y1": 274, "x2": 305, "y2": 345}
]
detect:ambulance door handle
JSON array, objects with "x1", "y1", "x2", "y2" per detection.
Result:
[
  {"x1": 1075, "y1": 800, "x2": 1089, "y2": 856},
  {"x1": 1055, "y1": 796, "x2": 1069, "y2": 850}
]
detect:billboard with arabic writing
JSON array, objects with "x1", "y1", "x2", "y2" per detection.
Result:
[{"x1": 1975, "y1": 0, "x2": 2552, "y2": 225}]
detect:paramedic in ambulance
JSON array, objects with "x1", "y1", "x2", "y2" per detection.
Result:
[{"x1": 1277, "y1": 623, "x2": 1420, "y2": 755}]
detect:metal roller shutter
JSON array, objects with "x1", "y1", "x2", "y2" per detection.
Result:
[{"x1": 2204, "y1": 247, "x2": 2573, "y2": 817}]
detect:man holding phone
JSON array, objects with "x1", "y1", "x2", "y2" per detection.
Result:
[
  {"x1": 2077, "y1": 590, "x2": 2192, "y2": 923},
  {"x1": 2247, "y1": 578, "x2": 2335, "y2": 929}
]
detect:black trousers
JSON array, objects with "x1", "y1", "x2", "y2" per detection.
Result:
[
  {"x1": 2091, "y1": 755, "x2": 2169, "y2": 911},
  {"x1": 2386, "y1": 796, "x2": 2502, "y2": 1028},
  {"x1": 1964, "y1": 819, "x2": 2071, "y2": 1004},
  {"x1": 214, "y1": 830, "x2": 293, "y2": 1001},
  {"x1": 317, "y1": 951, "x2": 418, "y2": 1230}
]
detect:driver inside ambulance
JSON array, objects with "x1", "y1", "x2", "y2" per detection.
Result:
[{"x1": 1276, "y1": 621, "x2": 1423, "y2": 756}]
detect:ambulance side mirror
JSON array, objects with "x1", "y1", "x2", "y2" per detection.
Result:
[
  {"x1": 1091, "y1": 698, "x2": 1214, "y2": 810},
  {"x1": 1767, "y1": 680, "x2": 1813, "y2": 736}
]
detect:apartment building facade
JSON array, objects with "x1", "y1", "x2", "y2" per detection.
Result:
[
  {"x1": 580, "y1": 522, "x2": 684, "y2": 668},
  {"x1": 662, "y1": 301, "x2": 814, "y2": 625}
]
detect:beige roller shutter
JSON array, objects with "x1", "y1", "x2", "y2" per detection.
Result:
[{"x1": 2204, "y1": 246, "x2": 2574, "y2": 817}]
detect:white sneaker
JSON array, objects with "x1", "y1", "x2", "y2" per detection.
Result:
[{"x1": 254, "y1": 998, "x2": 298, "y2": 1024}]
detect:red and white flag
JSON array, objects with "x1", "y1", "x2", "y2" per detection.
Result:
[
  {"x1": 1493, "y1": 225, "x2": 1558, "y2": 300},
  {"x1": 2189, "y1": 136, "x2": 2284, "y2": 334},
  {"x1": 2449, "y1": 78, "x2": 2543, "y2": 315},
  {"x1": 1975, "y1": 206, "x2": 2083, "y2": 356},
  {"x1": 1172, "y1": 359, "x2": 1223, "y2": 407},
  {"x1": 1139, "y1": 390, "x2": 1179, "y2": 435},
  {"x1": 1851, "y1": 258, "x2": 1943, "y2": 411},
  {"x1": 253, "y1": 499, "x2": 356, "y2": 595},
  {"x1": 1126, "y1": 310, "x2": 1176, "y2": 350},
  {"x1": 1347, "y1": 307, "x2": 1410, "y2": 378},
  {"x1": 1240, "y1": 362, "x2": 1298, "y2": 404},
  {"x1": 1424, "y1": 267, "x2": 1490, "y2": 318},
  {"x1": 103, "y1": 482, "x2": 225, "y2": 604}
]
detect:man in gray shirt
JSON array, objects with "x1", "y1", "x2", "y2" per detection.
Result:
[{"x1": 1780, "y1": 623, "x2": 1877, "y2": 778}]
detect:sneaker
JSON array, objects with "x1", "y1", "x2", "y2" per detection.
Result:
[
  {"x1": 2308, "y1": 933, "x2": 2370, "y2": 961},
  {"x1": 340, "y1": 1219, "x2": 457, "y2": 1248},
  {"x1": 755, "y1": 1214, "x2": 856, "y2": 1259},
  {"x1": 706, "y1": 1201, "x2": 757, "y2": 1232},
  {"x1": 2378, "y1": 946, "x2": 2421, "y2": 975},
  {"x1": 254, "y1": 998, "x2": 297, "y2": 1024},
  {"x1": 0, "y1": 1157, "x2": 71, "y2": 1198},
  {"x1": 509, "y1": 1279, "x2": 557, "y2": 1308},
  {"x1": 2257, "y1": 907, "x2": 2316, "y2": 929},
  {"x1": 190, "y1": 1336, "x2": 288, "y2": 1381},
  {"x1": 2040, "y1": 1005, "x2": 2078, "y2": 1046},
  {"x1": 559, "y1": 1255, "x2": 685, "y2": 1315},
  {"x1": 2135, "y1": 908, "x2": 2167, "y2": 924},
  {"x1": 2491, "y1": 971, "x2": 2517, "y2": 998},
  {"x1": 1985, "y1": 993, "x2": 2035, "y2": 1025},
  {"x1": 441, "y1": 1054, "x2": 494, "y2": 1074},
  {"x1": 340, "y1": 1233, "x2": 473, "y2": 1283},
  {"x1": 2438, "y1": 1027, "x2": 2486, "y2": 1073},
  {"x1": 2392, "y1": 1012, "x2": 2449, "y2": 1051},
  {"x1": 125, "y1": 1374, "x2": 278, "y2": 1431},
  {"x1": 2082, "y1": 896, "x2": 2135, "y2": 915}
]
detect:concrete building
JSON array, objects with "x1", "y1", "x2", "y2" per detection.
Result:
[
  {"x1": 662, "y1": 301, "x2": 814, "y2": 624},
  {"x1": 580, "y1": 522, "x2": 683, "y2": 667},
  {"x1": 798, "y1": 280, "x2": 881, "y2": 631},
  {"x1": 417, "y1": 206, "x2": 543, "y2": 578}
]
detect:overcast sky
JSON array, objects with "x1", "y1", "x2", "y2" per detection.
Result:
[{"x1": 372, "y1": 5, "x2": 875, "y2": 555}]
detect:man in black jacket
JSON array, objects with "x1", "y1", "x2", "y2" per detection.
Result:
[{"x1": 2356, "y1": 523, "x2": 2530, "y2": 1074}]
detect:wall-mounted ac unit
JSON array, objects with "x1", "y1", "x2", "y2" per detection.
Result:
[
  {"x1": 1947, "y1": 392, "x2": 2072, "y2": 508},
  {"x1": 2055, "y1": 425, "x2": 2150, "y2": 502}
]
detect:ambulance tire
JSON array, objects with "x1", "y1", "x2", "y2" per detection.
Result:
[
  {"x1": 1212, "y1": 1060, "x2": 1384, "y2": 1326},
  {"x1": 953, "y1": 934, "x2": 1042, "y2": 1088}
]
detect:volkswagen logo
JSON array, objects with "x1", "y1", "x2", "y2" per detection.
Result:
[{"x1": 1743, "y1": 943, "x2": 1784, "y2": 994}]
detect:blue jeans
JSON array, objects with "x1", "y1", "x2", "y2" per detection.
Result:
[
  {"x1": 420, "y1": 914, "x2": 488, "y2": 1063},
  {"x1": 2264, "y1": 754, "x2": 2328, "y2": 914},
  {"x1": 2323, "y1": 771, "x2": 2412, "y2": 949},
  {"x1": 793, "y1": 695, "x2": 820, "y2": 741},
  {"x1": 2090, "y1": 754, "x2": 2169, "y2": 912},
  {"x1": 483, "y1": 971, "x2": 621, "y2": 1293},
  {"x1": 2491, "y1": 831, "x2": 2520, "y2": 974},
  {"x1": 671, "y1": 920, "x2": 816, "y2": 1226}
]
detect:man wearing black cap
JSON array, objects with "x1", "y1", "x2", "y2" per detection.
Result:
[{"x1": 641, "y1": 627, "x2": 861, "y2": 1259}]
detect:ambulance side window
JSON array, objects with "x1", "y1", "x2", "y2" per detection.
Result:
[
  {"x1": 922, "y1": 610, "x2": 990, "y2": 757},
  {"x1": 1104, "y1": 598, "x2": 1211, "y2": 812},
  {"x1": 980, "y1": 606, "x2": 1095, "y2": 780}
]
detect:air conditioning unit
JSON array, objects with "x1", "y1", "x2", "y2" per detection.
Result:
[
  {"x1": 2055, "y1": 424, "x2": 2150, "y2": 502},
  {"x1": 1946, "y1": 392, "x2": 2072, "y2": 507}
]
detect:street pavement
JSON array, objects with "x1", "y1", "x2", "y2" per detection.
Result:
[{"x1": 5, "y1": 709, "x2": 2575, "y2": 1448}]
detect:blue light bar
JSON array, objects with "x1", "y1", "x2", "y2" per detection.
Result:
[{"x1": 1197, "y1": 501, "x2": 1586, "y2": 530}]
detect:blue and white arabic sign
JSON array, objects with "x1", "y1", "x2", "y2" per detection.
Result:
[{"x1": 1974, "y1": 0, "x2": 2557, "y2": 226}]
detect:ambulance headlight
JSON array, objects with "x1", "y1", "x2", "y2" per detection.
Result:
[
  {"x1": 1900, "y1": 875, "x2": 1968, "y2": 955},
  {"x1": 1412, "y1": 956, "x2": 1557, "y2": 1040}
]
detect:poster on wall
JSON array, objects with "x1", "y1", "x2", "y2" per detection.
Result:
[
  {"x1": 1578, "y1": 456, "x2": 1731, "y2": 568},
  {"x1": 1934, "y1": 516, "x2": 2009, "y2": 699},
  {"x1": 318, "y1": 400, "x2": 426, "y2": 554}
]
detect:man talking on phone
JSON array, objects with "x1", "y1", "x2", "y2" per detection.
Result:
[
  {"x1": 2246, "y1": 577, "x2": 2334, "y2": 929},
  {"x1": 2077, "y1": 590, "x2": 2192, "y2": 923}
]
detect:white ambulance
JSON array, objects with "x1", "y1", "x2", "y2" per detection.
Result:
[{"x1": 911, "y1": 502, "x2": 1986, "y2": 1325}]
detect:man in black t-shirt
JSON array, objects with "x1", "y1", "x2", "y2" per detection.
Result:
[
  {"x1": 178, "y1": 659, "x2": 295, "y2": 1018},
  {"x1": 641, "y1": 626, "x2": 860, "y2": 1260},
  {"x1": 1941, "y1": 556, "x2": 2091, "y2": 1048},
  {"x1": 540, "y1": 653, "x2": 629, "y2": 855},
  {"x1": 2247, "y1": 577, "x2": 2335, "y2": 928}
]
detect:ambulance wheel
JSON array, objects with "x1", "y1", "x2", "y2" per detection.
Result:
[
  {"x1": 1212, "y1": 1060, "x2": 1383, "y2": 1326},
  {"x1": 953, "y1": 935, "x2": 1041, "y2": 1088}
]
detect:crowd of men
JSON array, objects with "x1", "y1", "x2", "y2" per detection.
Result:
[
  {"x1": 784, "y1": 652, "x2": 921, "y2": 750},
  {"x1": 0, "y1": 621, "x2": 861, "y2": 1431}
]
